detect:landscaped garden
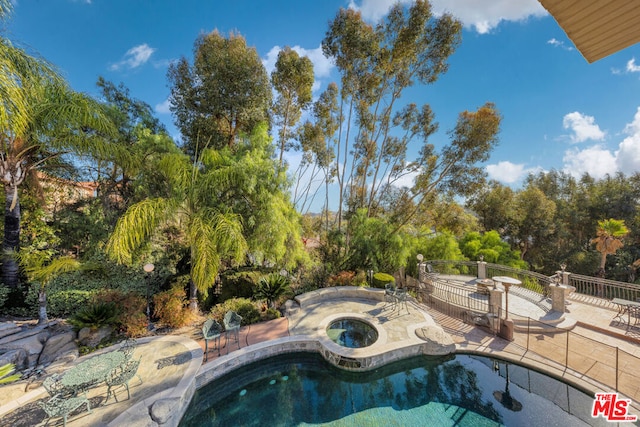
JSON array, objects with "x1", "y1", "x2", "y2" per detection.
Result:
[{"x1": 1, "y1": 0, "x2": 640, "y2": 397}]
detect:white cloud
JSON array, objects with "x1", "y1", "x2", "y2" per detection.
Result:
[
  {"x1": 616, "y1": 107, "x2": 640, "y2": 174},
  {"x1": 547, "y1": 38, "x2": 574, "y2": 51},
  {"x1": 486, "y1": 161, "x2": 538, "y2": 184},
  {"x1": 562, "y1": 145, "x2": 616, "y2": 179},
  {"x1": 109, "y1": 43, "x2": 156, "y2": 71},
  {"x1": 155, "y1": 99, "x2": 171, "y2": 115},
  {"x1": 263, "y1": 45, "x2": 334, "y2": 93},
  {"x1": 562, "y1": 112, "x2": 606, "y2": 143},
  {"x1": 348, "y1": 0, "x2": 546, "y2": 33},
  {"x1": 560, "y1": 107, "x2": 640, "y2": 178},
  {"x1": 627, "y1": 58, "x2": 640, "y2": 73}
]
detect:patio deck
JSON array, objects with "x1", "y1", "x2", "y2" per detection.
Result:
[{"x1": 1, "y1": 277, "x2": 638, "y2": 426}]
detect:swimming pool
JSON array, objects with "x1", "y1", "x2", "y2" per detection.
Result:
[{"x1": 180, "y1": 352, "x2": 606, "y2": 426}]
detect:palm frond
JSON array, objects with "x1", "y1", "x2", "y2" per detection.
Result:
[
  {"x1": 26, "y1": 256, "x2": 80, "y2": 285},
  {"x1": 0, "y1": 39, "x2": 62, "y2": 137},
  {"x1": 106, "y1": 198, "x2": 176, "y2": 264},
  {"x1": 156, "y1": 153, "x2": 194, "y2": 193},
  {"x1": 188, "y1": 217, "x2": 221, "y2": 295},
  {"x1": 0, "y1": 0, "x2": 13, "y2": 20},
  {"x1": 0, "y1": 363, "x2": 20, "y2": 384}
]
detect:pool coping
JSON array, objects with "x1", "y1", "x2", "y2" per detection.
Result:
[{"x1": 122, "y1": 287, "x2": 640, "y2": 425}]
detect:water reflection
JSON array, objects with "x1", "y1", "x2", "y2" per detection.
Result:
[{"x1": 181, "y1": 353, "x2": 599, "y2": 427}]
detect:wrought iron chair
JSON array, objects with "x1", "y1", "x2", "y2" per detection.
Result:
[
  {"x1": 105, "y1": 357, "x2": 142, "y2": 403},
  {"x1": 223, "y1": 311, "x2": 243, "y2": 353},
  {"x1": 42, "y1": 374, "x2": 64, "y2": 397},
  {"x1": 202, "y1": 319, "x2": 223, "y2": 361},
  {"x1": 394, "y1": 288, "x2": 409, "y2": 313},
  {"x1": 39, "y1": 393, "x2": 91, "y2": 427},
  {"x1": 119, "y1": 338, "x2": 137, "y2": 362},
  {"x1": 383, "y1": 283, "x2": 396, "y2": 308}
]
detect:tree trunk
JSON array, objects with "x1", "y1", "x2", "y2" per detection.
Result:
[
  {"x1": 189, "y1": 279, "x2": 199, "y2": 312},
  {"x1": 38, "y1": 288, "x2": 48, "y2": 325},
  {"x1": 2, "y1": 184, "x2": 21, "y2": 289}
]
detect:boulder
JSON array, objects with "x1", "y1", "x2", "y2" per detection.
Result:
[
  {"x1": 415, "y1": 326, "x2": 455, "y2": 355},
  {"x1": 38, "y1": 332, "x2": 78, "y2": 366},
  {"x1": 0, "y1": 322, "x2": 22, "y2": 339},
  {"x1": 0, "y1": 348, "x2": 29, "y2": 370},
  {"x1": 77, "y1": 326, "x2": 113, "y2": 348},
  {"x1": 2, "y1": 332, "x2": 50, "y2": 368},
  {"x1": 150, "y1": 397, "x2": 181, "y2": 424}
]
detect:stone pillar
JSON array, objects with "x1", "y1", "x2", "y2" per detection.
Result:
[
  {"x1": 477, "y1": 261, "x2": 487, "y2": 279},
  {"x1": 561, "y1": 271, "x2": 570, "y2": 286},
  {"x1": 488, "y1": 288, "x2": 503, "y2": 334},
  {"x1": 418, "y1": 262, "x2": 426, "y2": 282},
  {"x1": 549, "y1": 284, "x2": 566, "y2": 313}
]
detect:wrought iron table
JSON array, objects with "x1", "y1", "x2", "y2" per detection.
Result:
[
  {"x1": 612, "y1": 298, "x2": 640, "y2": 331},
  {"x1": 60, "y1": 351, "x2": 126, "y2": 395}
]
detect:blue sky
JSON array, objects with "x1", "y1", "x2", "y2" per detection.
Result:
[{"x1": 5, "y1": 0, "x2": 640, "y2": 202}]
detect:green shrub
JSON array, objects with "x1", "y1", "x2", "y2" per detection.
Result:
[
  {"x1": 0, "y1": 285, "x2": 9, "y2": 309},
  {"x1": 153, "y1": 284, "x2": 193, "y2": 329},
  {"x1": 254, "y1": 274, "x2": 291, "y2": 308},
  {"x1": 68, "y1": 301, "x2": 120, "y2": 330},
  {"x1": 210, "y1": 298, "x2": 260, "y2": 326},
  {"x1": 261, "y1": 307, "x2": 281, "y2": 321},
  {"x1": 352, "y1": 270, "x2": 367, "y2": 287},
  {"x1": 220, "y1": 269, "x2": 263, "y2": 301},
  {"x1": 372, "y1": 272, "x2": 395, "y2": 288}
]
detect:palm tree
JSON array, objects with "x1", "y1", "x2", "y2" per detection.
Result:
[
  {"x1": 591, "y1": 218, "x2": 629, "y2": 278},
  {"x1": 106, "y1": 148, "x2": 248, "y2": 312},
  {"x1": 21, "y1": 253, "x2": 81, "y2": 324},
  {"x1": 0, "y1": 2, "x2": 115, "y2": 289}
]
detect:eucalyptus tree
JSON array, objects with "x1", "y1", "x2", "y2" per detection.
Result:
[
  {"x1": 168, "y1": 30, "x2": 272, "y2": 154},
  {"x1": 320, "y1": 1, "x2": 500, "y2": 229},
  {"x1": 0, "y1": 3, "x2": 115, "y2": 289},
  {"x1": 271, "y1": 47, "x2": 314, "y2": 168},
  {"x1": 293, "y1": 83, "x2": 338, "y2": 218},
  {"x1": 106, "y1": 143, "x2": 248, "y2": 311}
]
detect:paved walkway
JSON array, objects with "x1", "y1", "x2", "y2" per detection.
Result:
[{"x1": 1, "y1": 280, "x2": 639, "y2": 426}]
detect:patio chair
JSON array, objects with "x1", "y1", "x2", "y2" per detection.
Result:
[
  {"x1": 202, "y1": 319, "x2": 223, "y2": 361},
  {"x1": 223, "y1": 311, "x2": 243, "y2": 353},
  {"x1": 42, "y1": 374, "x2": 64, "y2": 397},
  {"x1": 394, "y1": 288, "x2": 409, "y2": 313},
  {"x1": 39, "y1": 393, "x2": 91, "y2": 427},
  {"x1": 105, "y1": 357, "x2": 142, "y2": 403},
  {"x1": 119, "y1": 338, "x2": 137, "y2": 362},
  {"x1": 383, "y1": 283, "x2": 396, "y2": 308}
]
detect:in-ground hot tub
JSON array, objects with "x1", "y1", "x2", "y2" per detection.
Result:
[{"x1": 326, "y1": 318, "x2": 378, "y2": 348}]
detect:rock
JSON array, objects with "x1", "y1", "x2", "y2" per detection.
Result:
[
  {"x1": 415, "y1": 326, "x2": 456, "y2": 355},
  {"x1": 0, "y1": 323, "x2": 51, "y2": 346},
  {"x1": 2, "y1": 332, "x2": 50, "y2": 368},
  {"x1": 77, "y1": 326, "x2": 113, "y2": 348},
  {"x1": 0, "y1": 348, "x2": 29, "y2": 370},
  {"x1": 0, "y1": 322, "x2": 22, "y2": 339},
  {"x1": 38, "y1": 332, "x2": 78, "y2": 366},
  {"x1": 150, "y1": 397, "x2": 180, "y2": 424}
]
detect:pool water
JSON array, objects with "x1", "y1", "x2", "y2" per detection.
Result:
[
  {"x1": 326, "y1": 318, "x2": 378, "y2": 348},
  {"x1": 180, "y1": 352, "x2": 607, "y2": 427}
]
